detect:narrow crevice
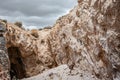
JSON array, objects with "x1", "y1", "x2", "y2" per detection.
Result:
[{"x1": 8, "y1": 47, "x2": 26, "y2": 80}]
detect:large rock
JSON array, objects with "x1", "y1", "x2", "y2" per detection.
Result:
[
  {"x1": 0, "y1": 22, "x2": 10, "y2": 80},
  {"x1": 2, "y1": 0, "x2": 120, "y2": 80}
]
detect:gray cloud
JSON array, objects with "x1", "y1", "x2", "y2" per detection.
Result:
[{"x1": 0, "y1": 0, "x2": 77, "y2": 29}]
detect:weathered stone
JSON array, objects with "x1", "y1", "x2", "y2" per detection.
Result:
[
  {"x1": 0, "y1": 0, "x2": 119, "y2": 80},
  {"x1": 0, "y1": 22, "x2": 10, "y2": 80}
]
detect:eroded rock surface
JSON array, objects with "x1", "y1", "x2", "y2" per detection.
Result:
[
  {"x1": 0, "y1": 0, "x2": 120, "y2": 80},
  {"x1": 0, "y1": 22, "x2": 10, "y2": 80}
]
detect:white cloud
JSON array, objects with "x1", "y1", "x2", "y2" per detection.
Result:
[
  {"x1": 23, "y1": 25, "x2": 38, "y2": 30},
  {"x1": 0, "y1": 0, "x2": 77, "y2": 28}
]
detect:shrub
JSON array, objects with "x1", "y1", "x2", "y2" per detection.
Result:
[
  {"x1": 39, "y1": 28, "x2": 43, "y2": 30},
  {"x1": 14, "y1": 22, "x2": 22, "y2": 28},
  {"x1": 1, "y1": 19, "x2": 7, "y2": 24},
  {"x1": 44, "y1": 26, "x2": 52, "y2": 29},
  {"x1": 31, "y1": 29, "x2": 39, "y2": 38},
  {"x1": 14, "y1": 21, "x2": 25, "y2": 30}
]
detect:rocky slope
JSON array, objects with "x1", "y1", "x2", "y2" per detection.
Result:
[{"x1": 0, "y1": 0, "x2": 120, "y2": 80}]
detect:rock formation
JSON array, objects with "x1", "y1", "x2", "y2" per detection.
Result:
[
  {"x1": 0, "y1": 22, "x2": 10, "y2": 80},
  {"x1": 0, "y1": 0, "x2": 120, "y2": 80}
]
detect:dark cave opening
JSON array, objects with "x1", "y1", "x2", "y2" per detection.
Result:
[{"x1": 8, "y1": 47, "x2": 26, "y2": 79}]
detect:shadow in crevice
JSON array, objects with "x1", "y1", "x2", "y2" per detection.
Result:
[{"x1": 8, "y1": 47, "x2": 26, "y2": 80}]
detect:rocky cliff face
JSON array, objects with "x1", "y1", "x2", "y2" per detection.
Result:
[
  {"x1": 0, "y1": 0, "x2": 120, "y2": 80},
  {"x1": 0, "y1": 22, "x2": 10, "y2": 80}
]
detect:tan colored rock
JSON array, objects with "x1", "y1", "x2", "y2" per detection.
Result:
[{"x1": 2, "y1": 0, "x2": 120, "y2": 80}]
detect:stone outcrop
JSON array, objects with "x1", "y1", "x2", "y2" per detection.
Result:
[
  {"x1": 0, "y1": 0, "x2": 120, "y2": 80},
  {"x1": 0, "y1": 22, "x2": 10, "y2": 80}
]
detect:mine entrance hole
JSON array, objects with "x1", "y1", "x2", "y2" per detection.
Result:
[{"x1": 8, "y1": 47, "x2": 26, "y2": 79}]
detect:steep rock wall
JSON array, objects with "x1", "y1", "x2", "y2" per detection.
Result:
[
  {"x1": 3, "y1": 0, "x2": 120, "y2": 80},
  {"x1": 0, "y1": 22, "x2": 10, "y2": 80}
]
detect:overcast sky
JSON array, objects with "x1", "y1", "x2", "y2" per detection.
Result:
[{"x1": 0, "y1": 0, "x2": 77, "y2": 29}]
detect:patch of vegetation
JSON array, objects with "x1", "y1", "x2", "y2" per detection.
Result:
[
  {"x1": 44, "y1": 26, "x2": 52, "y2": 29},
  {"x1": 39, "y1": 28, "x2": 43, "y2": 30},
  {"x1": 14, "y1": 21, "x2": 25, "y2": 30},
  {"x1": 31, "y1": 29, "x2": 39, "y2": 38},
  {"x1": 1, "y1": 19, "x2": 7, "y2": 24},
  {"x1": 14, "y1": 21, "x2": 22, "y2": 28}
]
